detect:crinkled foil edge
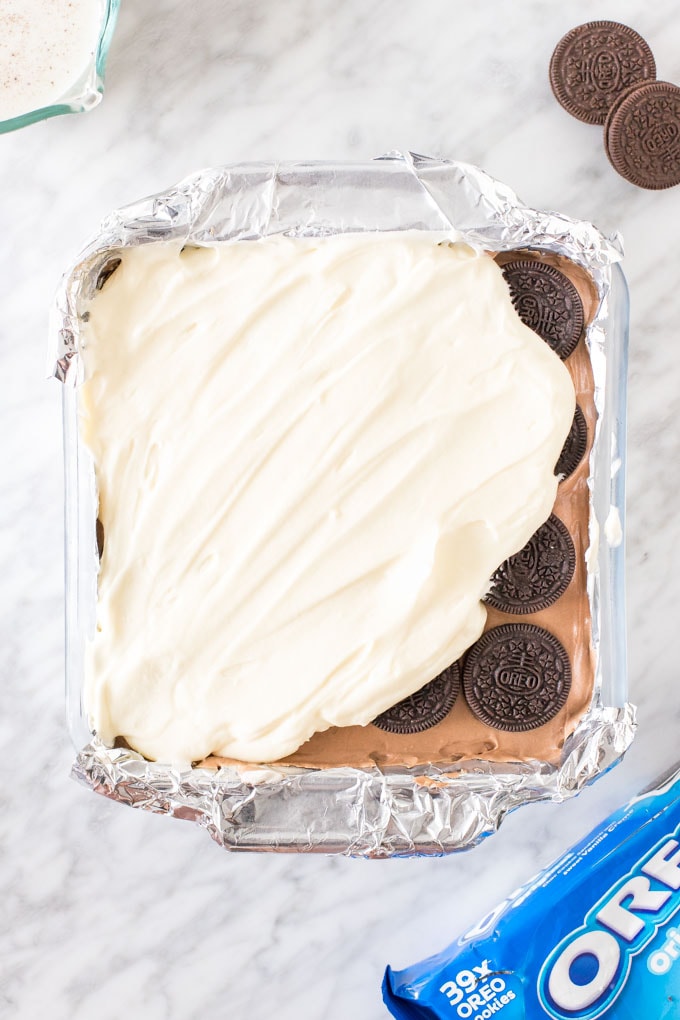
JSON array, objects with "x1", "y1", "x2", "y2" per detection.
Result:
[
  {"x1": 73, "y1": 705, "x2": 636, "y2": 856},
  {"x1": 58, "y1": 152, "x2": 635, "y2": 856}
]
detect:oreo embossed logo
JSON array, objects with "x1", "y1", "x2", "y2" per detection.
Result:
[{"x1": 497, "y1": 664, "x2": 542, "y2": 693}]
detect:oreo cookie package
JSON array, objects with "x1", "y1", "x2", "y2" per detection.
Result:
[{"x1": 384, "y1": 763, "x2": 680, "y2": 1018}]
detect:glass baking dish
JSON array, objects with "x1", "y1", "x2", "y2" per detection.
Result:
[
  {"x1": 57, "y1": 155, "x2": 633, "y2": 856},
  {"x1": 0, "y1": 0, "x2": 119, "y2": 135}
]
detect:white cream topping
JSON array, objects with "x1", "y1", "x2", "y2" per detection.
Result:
[{"x1": 80, "y1": 234, "x2": 575, "y2": 764}]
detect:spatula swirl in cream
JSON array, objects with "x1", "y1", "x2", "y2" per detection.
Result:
[{"x1": 80, "y1": 233, "x2": 575, "y2": 764}]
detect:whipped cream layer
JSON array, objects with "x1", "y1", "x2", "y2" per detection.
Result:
[{"x1": 80, "y1": 234, "x2": 575, "y2": 764}]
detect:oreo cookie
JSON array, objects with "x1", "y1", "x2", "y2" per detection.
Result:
[
  {"x1": 95, "y1": 257, "x2": 121, "y2": 291},
  {"x1": 549, "y1": 21, "x2": 656, "y2": 125},
  {"x1": 605, "y1": 80, "x2": 680, "y2": 190},
  {"x1": 485, "y1": 514, "x2": 575, "y2": 615},
  {"x1": 555, "y1": 404, "x2": 588, "y2": 480},
  {"x1": 462, "y1": 624, "x2": 571, "y2": 732},
  {"x1": 603, "y1": 81, "x2": 653, "y2": 166},
  {"x1": 502, "y1": 260, "x2": 584, "y2": 359},
  {"x1": 372, "y1": 663, "x2": 461, "y2": 734},
  {"x1": 96, "y1": 517, "x2": 105, "y2": 559}
]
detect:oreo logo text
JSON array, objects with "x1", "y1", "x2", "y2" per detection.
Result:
[{"x1": 538, "y1": 828, "x2": 680, "y2": 1019}]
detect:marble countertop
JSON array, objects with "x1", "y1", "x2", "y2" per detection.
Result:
[{"x1": 2, "y1": 1, "x2": 680, "y2": 1017}]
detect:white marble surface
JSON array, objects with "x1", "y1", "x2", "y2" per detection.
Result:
[{"x1": 2, "y1": 1, "x2": 680, "y2": 1017}]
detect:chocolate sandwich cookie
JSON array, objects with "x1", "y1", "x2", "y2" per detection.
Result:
[
  {"x1": 604, "y1": 81, "x2": 680, "y2": 190},
  {"x1": 502, "y1": 260, "x2": 584, "y2": 359},
  {"x1": 96, "y1": 517, "x2": 105, "y2": 559},
  {"x1": 372, "y1": 663, "x2": 461, "y2": 734},
  {"x1": 463, "y1": 624, "x2": 571, "y2": 732},
  {"x1": 549, "y1": 21, "x2": 656, "y2": 126},
  {"x1": 95, "y1": 256, "x2": 121, "y2": 291},
  {"x1": 485, "y1": 514, "x2": 575, "y2": 615},
  {"x1": 555, "y1": 404, "x2": 588, "y2": 480}
]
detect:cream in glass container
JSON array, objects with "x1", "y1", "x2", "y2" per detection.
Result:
[{"x1": 0, "y1": 0, "x2": 116, "y2": 130}]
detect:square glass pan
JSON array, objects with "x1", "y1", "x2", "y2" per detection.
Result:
[{"x1": 61, "y1": 157, "x2": 629, "y2": 855}]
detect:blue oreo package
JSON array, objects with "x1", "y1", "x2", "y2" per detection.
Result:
[{"x1": 384, "y1": 765, "x2": 680, "y2": 1020}]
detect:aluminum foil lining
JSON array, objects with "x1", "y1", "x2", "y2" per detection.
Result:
[
  {"x1": 73, "y1": 706, "x2": 636, "y2": 856},
  {"x1": 56, "y1": 152, "x2": 634, "y2": 857}
]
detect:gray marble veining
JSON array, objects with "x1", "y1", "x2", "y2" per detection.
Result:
[{"x1": 1, "y1": 1, "x2": 680, "y2": 1017}]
